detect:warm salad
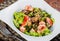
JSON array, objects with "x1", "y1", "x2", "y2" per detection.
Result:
[{"x1": 13, "y1": 5, "x2": 54, "y2": 37}]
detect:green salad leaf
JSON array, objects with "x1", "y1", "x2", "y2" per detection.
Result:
[
  {"x1": 13, "y1": 19, "x2": 19, "y2": 28},
  {"x1": 13, "y1": 12, "x2": 25, "y2": 28},
  {"x1": 42, "y1": 28, "x2": 51, "y2": 36}
]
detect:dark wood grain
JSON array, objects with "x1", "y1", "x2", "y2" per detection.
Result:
[
  {"x1": 45, "y1": 0, "x2": 60, "y2": 11},
  {"x1": 0, "y1": 0, "x2": 17, "y2": 10},
  {"x1": 0, "y1": 20, "x2": 27, "y2": 41},
  {"x1": 0, "y1": 0, "x2": 4, "y2": 3}
]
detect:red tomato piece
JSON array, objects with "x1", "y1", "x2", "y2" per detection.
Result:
[
  {"x1": 21, "y1": 16, "x2": 29, "y2": 26},
  {"x1": 46, "y1": 17, "x2": 53, "y2": 26}
]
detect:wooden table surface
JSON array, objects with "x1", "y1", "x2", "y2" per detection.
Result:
[
  {"x1": 45, "y1": 0, "x2": 60, "y2": 11},
  {"x1": 0, "y1": 20, "x2": 27, "y2": 41},
  {"x1": 0, "y1": 0, "x2": 17, "y2": 10}
]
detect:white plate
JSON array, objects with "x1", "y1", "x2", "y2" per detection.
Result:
[{"x1": 0, "y1": 0, "x2": 60, "y2": 41}]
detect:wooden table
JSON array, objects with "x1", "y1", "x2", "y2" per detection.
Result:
[
  {"x1": 45, "y1": 0, "x2": 60, "y2": 11},
  {"x1": 0, "y1": 0, "x2": 17, "y2": 10}
]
